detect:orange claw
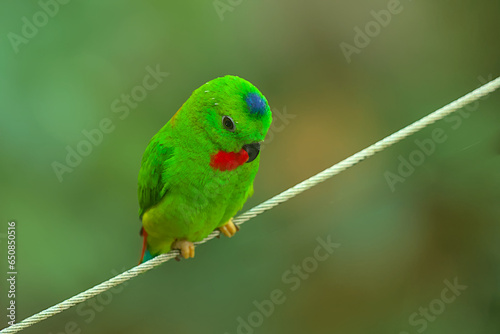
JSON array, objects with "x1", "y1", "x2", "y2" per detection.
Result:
[
  {"x1": 172, "y1": 239, "x2": 195, "y2": 259},
  {"x1": 219, "y1": 219, "x2": 238, "y2": 238}
]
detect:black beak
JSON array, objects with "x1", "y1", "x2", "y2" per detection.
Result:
[{"x1": 243, "y1": 142, "x2": 261, "y2": 163}]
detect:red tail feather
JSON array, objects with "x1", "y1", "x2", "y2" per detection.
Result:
[{"x1": 139, "y1": 228, "x2": 148, "y2": 264}]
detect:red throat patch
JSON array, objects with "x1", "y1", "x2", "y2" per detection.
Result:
[{"x1": 210, "y1": 149, "x2": 249, "y2": 171}]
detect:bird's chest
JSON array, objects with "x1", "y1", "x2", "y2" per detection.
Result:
[
  {"x1": 164, "y1": 165, "x2": 249, "y2": 238},
  {"x1": 174, "y1": 159, "x2": 251, "y2": 205}
]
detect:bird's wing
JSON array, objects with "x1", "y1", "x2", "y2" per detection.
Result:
[{"x1": 137, "y1": 134, "x2": 175, "y2": 218}]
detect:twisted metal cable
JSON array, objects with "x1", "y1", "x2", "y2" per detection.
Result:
[{"x1": 1, "y1": 76, "x2": 499, "y2": 334}]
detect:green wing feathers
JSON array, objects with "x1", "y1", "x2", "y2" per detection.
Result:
[{"x1": 138, "y1": 133, "x2": 174, "y2": 218}]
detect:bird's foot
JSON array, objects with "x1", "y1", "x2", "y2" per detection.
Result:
[
  {"x1": 219, "y1": 219, "x2": 239, "y2": 238},
  {"x1": 172, "y1": 239, "x2": 195, "y2": 259}
]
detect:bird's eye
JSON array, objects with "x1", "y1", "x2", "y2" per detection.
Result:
[{"x1": 222, "y1": 115, "x2": 235, "y2": 132}]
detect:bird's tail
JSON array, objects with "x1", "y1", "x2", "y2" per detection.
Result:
[{"x1": 139, "y1": 227, "x2": 154, "y2": 264}]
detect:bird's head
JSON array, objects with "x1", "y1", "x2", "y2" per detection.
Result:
[{"x1": 182, "y1": 75, "x2": 272, "y2": 170}]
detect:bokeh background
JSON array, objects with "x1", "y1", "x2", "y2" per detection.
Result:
[{"x1": 1, "y1": 0, "x2": 500, "y2": 333}]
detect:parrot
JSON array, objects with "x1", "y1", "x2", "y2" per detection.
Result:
[{"x1": 137, "y1": 75, "x2": 272, "y2": 263}]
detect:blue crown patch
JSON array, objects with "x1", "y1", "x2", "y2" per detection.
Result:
[{"x1": 245, "y1": 92, "x2": 268, "y2": 116}]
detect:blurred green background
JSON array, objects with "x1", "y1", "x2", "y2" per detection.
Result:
[{"x1": 1, "y1": 0, "x2": 500, "y2": 333}]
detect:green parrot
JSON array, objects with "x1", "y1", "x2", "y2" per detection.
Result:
[{"x1": 138, "y1": 75, "x2": 272, "y2": 262}]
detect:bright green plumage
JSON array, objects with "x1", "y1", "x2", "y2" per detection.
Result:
[{"x1": 138, "y1": 75, "x2": 272, "y2": 260}]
